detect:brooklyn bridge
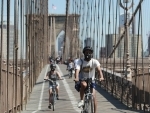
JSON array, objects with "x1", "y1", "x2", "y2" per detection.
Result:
[{"x1": 1, "y1": 0, "x2": 150, "y2": 113}]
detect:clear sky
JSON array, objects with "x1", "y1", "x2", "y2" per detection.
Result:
[
  {"x1": 48, "y1": 0, "x2": 150, "y2": 52},
  {"x1": 48, "y1": 0, "x2": 66, "y2": 14},
  {"x1": 1, "y1": 0, "x2": 150, "y2": 57}
]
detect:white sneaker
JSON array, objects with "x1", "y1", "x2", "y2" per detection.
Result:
[{"x1": 78, "y1": 100, "x2": 84, "y2": 108}]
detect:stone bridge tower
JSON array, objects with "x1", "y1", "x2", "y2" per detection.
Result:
[{"x1": 48, "y1": 14, "x2": 80, "y2": 59}]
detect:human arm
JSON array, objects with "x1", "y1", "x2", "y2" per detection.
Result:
[
  {"x1": 96, "y1": 66, "x2": 104, "y2": 81},
  {"x1": 56, "y1": 71, "x2": 63, "y2": 80},
  {"x1": 74, "y1": 69, "x2": 80, "y2": 81},
  {"x1": 44, "y1": 71, "x2": 49, "y2": 80},
  {"x1": 74, "y1": 59, "x2": 81, "y2": 81}
]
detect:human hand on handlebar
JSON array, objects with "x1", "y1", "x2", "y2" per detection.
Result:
[
  {"x1": 99, "y1": 77, "x2": 104, "y2": 81},
  {"x1": 59, "y1": 78, "x2": 64, "y2": 80},
  {"x1": 74, "y1": 78, "x2": 79, "y2": 82}
]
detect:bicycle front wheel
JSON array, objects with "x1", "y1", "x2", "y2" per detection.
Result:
[
  {"x1": 52, "y1": 93, "x2": 55, "y2": 111},
  {"x1": 87, "y1": 97, "x2": 94, "y2": 113}
]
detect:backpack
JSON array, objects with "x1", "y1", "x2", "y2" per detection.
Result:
[{"x1": 79, "y1": 59, "x2": 83, "y2": 74}]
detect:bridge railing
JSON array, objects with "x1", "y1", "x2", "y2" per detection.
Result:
[
  {"x1": 96, "y1": 68, "x2": 150, "y2": 112},
  {"x1": 0, "y1": 62, "x2": 32, "y2": 113}
]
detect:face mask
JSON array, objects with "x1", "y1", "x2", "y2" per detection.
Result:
[{"x1": 84, "y1": 53, "x2": 92, "y2": 61}]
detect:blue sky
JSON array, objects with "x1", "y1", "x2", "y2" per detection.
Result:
[
  {"x1": 48, "y1": 0, "x2": 150, "y2": 52},
  {"x1": 1, "y1": 0, "x2": 150, "y2": 57},
  {"x1": 48, "y1": 0, "x2": 66, "y2": 14}
]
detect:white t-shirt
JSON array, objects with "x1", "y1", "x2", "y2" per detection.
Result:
[
  {"x1": 75, "y1": 58, "x2": 100, "y2": 80},
  {"x1": 74, "y1": 59, "x2": 79, "y2": 68},
  {"x1": 68, "y1": 62, "x2": 74, "y2": 69}
]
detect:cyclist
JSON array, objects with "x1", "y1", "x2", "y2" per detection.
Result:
[
  {"x1": 74, "y1": 46, "x2": 104, "y2": 113},
  {"x1": 44, "y1": 64, "x2": 63, "y2": 109},
  {"x1": 66, "y1": 59, "x2": 75, "y2": 78},
  {"x1": 49, "y1": 56, "x2": 55, "y2": 64}
]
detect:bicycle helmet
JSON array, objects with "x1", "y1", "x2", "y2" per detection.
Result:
[
  {"x1": 83, "y1": 46, "x2": 93, "y2": 54},
  {"x1": 50, "y1": 64, "x2": 56, "y2": 69}
]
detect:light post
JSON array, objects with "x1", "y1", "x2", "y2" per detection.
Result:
[{"x1": 119, "y1": 0, "x2": 133, "y2": 81}]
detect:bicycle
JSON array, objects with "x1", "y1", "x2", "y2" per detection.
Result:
[
  {"x1": 44, "y1": 78, "x2": 63, "y2": 111},
  {"x1": 68, "y1": 68, "x2": 74, "y2": 78},
  {"x1": 75, "y1": 78, "x2": 94, "y2": 113}
]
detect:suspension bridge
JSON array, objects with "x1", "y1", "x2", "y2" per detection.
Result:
[{"x1": 0, "y1": 0, "x2": 150, "y2": 113}]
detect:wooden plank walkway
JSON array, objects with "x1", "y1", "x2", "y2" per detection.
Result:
[{"x1": 21, "y1": 64, "x2": 142, "y2": 113}]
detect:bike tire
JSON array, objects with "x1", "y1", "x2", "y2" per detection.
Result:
[
  {"x1": 52, "y1": 94, "x2": 55, "y2": 111},
  {"x1": 71, "y1": 71, "x2": 72, "y2": 78},
  {"x1": 87, "y1": 97, "x2": 94, "y2": 113},
  {"x1": 90, "y1": 97, "x2": 94, "y2": 113},
  {"x1": 83, "y1": 99, "x2": 88, "y2": 113}
]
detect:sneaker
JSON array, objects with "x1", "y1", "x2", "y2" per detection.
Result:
[
  {"x1": 56, "y1": 94, "x2": 59, "y2": 100},
  {"x1": 48, "y1": 103, "x2": 51, "y2": 109},
  {"x1": 78, "y1": 100, "x2": 84, "y2": 108}
]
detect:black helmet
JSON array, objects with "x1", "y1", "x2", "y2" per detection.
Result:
[
  {"x1": 83, "y1": 46, "x2": 93, "y2": 53},
  {"x1": 50, "y1": 64, "x2": 56, "y2": 69}
]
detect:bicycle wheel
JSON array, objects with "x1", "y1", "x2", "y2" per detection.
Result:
[
  {"x1": 70, "y1": 71, "x2": 72, "y2": 78},
  {"x1": 52, "y1": 93, "x2": 55, "y2": 111},
  {"x1": 83, "y1": 99, "x2": 88, "y2": 113},
  {"x1": 87, "y1": 97, "x2": 94, "y2": 113}
]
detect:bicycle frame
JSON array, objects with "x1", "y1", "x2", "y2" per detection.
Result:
[
  {"x1": 81, "y1": 78, "x2": 94, "y2": 113},
  {"x1": 44, "y1": 79, "x2": 57, "y2": 111},
  {"x1": 51, "y1": 81, "x2": 57, "y2": 111},
  {"x1": 44, "y1": 78, "x2": 63, "y2": 111},
  {"x1": 68, "y1": 68, "x2": 74, "y2": 78}
]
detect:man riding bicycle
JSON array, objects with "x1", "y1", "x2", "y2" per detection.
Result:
[
  {"x1": 44, "y1": 64, "x2": 63, "y2": 109},
  {"x1": 74, "y1": 46, "x2": 104, "y2": 113}
]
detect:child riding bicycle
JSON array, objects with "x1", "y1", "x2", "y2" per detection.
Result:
[{"x1": 44, "y1": 64, "x2": 63, "y2": 109}]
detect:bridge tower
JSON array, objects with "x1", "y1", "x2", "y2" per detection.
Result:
[{"x1": 48, "y1": 14, "x2": 80, "y2": 60}]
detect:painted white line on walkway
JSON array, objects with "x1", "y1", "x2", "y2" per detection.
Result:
[
  {"x1": 32, "y1": 110, "x2": 38, "y2": 113},
  {"x1": 32, "y1": 65, "x2": 49, "y2": 113},
  {"x1": 57, "y1": 65, "x2": 80, "y2": 113}
]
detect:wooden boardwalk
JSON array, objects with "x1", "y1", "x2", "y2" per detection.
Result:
[{"x1": 21, "y1": 64, "x2": 141, "y2": 113}]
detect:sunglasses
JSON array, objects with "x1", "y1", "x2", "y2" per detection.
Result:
[{"x1": 84, "y1": 51, "x2": 92, "y2": 54}]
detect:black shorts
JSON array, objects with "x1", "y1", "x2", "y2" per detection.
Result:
[{"x1": 74, "y1": 81, "x2": 96, "y2": 92}]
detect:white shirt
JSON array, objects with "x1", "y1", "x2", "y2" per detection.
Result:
[
  {"x1": 75, "y1": 58, "x2": 100, "y2": 80},
  {"x1": 68, "y1": 62, "x2": 74, "y2": 69},
  {"x1": 74, "y1": 58, "x2": 79, "y2": 68}
]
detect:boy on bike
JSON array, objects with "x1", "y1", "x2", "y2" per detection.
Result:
[
  {"x1": 74, "y1": 46, "x2": 104, "y2": 113},
  {"x1": 44, "y1": 64, "x2": 63, "y2": 109}
]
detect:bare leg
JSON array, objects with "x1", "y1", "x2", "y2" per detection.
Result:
[
  {"x1": 56, "y1": 86, "x2": 59, "y2": 94},
  {"x1": 49, "y1": 89, "x2": 52, "y2": 104},
  {"x1": 80, "y1": 81, "x2": 87, "y2": 100},
  {"x1": 92, "y1": 88, "x2": 97, "y2": 113}
]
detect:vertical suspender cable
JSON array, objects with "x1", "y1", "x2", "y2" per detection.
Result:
[
  {"x1": 134, "y1": 2, "x2": 141, "y2": 109},
  {"x1": 113, "y1": 0, "x2": 119, "y2": 97},
  {"x1": 140, "y1": 4, "x2": 145, "y2": 111},
  {"x1": 6, "y1": 0, "x2": 10, "y2": 112},
  {"x1": 20, "y1": 0, "x2": 23, "y2": 110},
  {"x1": 63, "y1": 0, "x2": 69, "y2": 60},
  {"x1": 0, "y1": 0, "x2": 4, "y2": 109}
]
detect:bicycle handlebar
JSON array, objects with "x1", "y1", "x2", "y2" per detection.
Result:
[
  {"x1": 44, "y1": 78, "x2": 64, "y2": 82},
  {"x1": 44, "y1": 79, "x2": 54, "y2": 83},
  {"x1": 74, "y1": 78, "x2": 96, "y2": 82}
]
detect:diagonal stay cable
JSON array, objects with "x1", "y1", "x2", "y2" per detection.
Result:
[{"x1": 108, "y1": 0, "x2": 144, "y2": 58}]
